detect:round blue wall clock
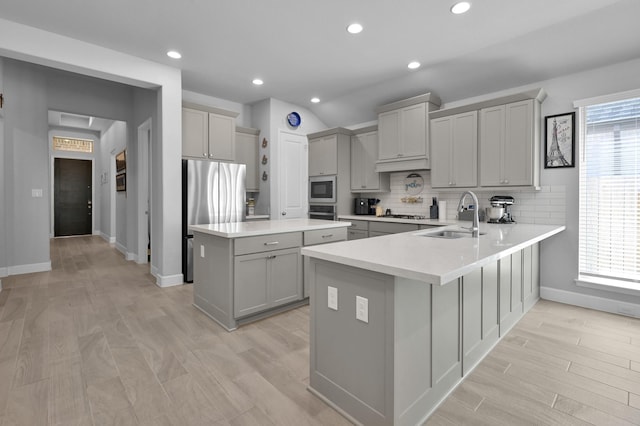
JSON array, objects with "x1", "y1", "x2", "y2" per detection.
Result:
[{"x1": 287, "y1": 112, "x2": 301, "y2": 128}]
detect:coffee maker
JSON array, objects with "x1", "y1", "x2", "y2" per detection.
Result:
[
  {"x1": 487, "y1": 196, "x2": 515, "y2": 223},
  {"x1": 354, "y1": 198, "x2": 379, "y2": 215}
]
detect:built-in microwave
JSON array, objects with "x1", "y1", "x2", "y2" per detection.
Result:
[{"x1": 309, "y1": 175, "x2": 336, "y2": 203}]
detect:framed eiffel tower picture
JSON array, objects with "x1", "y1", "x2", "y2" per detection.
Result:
[{"x1": 545, "y1": 112, "x2": 575, "y2": 168}]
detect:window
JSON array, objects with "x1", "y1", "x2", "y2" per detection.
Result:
[
  {"x1": 53, "y1": 136, "x2": 93, "y2": 153},
  {"x1": 578, "y1": 94, "x2": 640, "y2": 286}
]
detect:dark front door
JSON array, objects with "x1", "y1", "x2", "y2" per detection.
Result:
[{"x1": 54, "y1": 158, "x2": 92, "y2": 236}]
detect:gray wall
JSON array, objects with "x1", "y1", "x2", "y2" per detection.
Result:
[
  {"x1": 3, "y1": 59, "x2": 50, "y2": 271},
  {"x1": 535, "y1": 58, "x2": 640, "y2": 306},
  {"x1": 1, "y1": 57, "x2": 157, "y2": 276}
]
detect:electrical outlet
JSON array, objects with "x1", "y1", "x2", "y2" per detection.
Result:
[
  {"x1": 200, "y1": 244, "x2": 205, "y2": 258},
  {"x1": 356, "y1": 296, "x2": 368, "y2": 323},
  {"x1": 328, "y1": 286, "x2": 338, "y2": 310}
]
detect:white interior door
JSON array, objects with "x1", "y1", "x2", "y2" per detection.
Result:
[
  {"x1": 137, "y1": 119, "x2": 151, "y2": 264},
  {"x1": 277, "y1": 131, "x2": 308, "y2": 219}
]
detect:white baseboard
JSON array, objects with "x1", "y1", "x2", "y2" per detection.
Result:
[
  {"x1": 540, "y1": 286, "x2": 640, "y2": 318},
  {"x1": 99, "y1": 232, "x2": 116, "y2": 244},
  {"x1": 8, "y1": 261, "x2": 52, "y2": 276},
  {"x1": 0, "y1": 267, "x2": 7, "y2": 278},
  {"x1": 115, "y1": 242, "x2": 127, "y2": 255},
  {"x1": 154, "y1": 272, "x2": 184, "y2": 288},
  {"x1": 126, "y1": 252, "x2": 137, "y2": 262}
]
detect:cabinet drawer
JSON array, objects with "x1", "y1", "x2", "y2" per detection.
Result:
[
  {"x1": 347, "y1": 219, "x2": 369, "y2": 231},
  {"x1": 304, "y1": 227, "x2": 347, "y2": 246},
  {"x1": 348, "y1": 229, "x2": 368, "y2": 240},
  {"x1": 234, "y1": 232, "x2": 302, "y2": 255},
  {"x1": 369, "y1": 222, "x2": 419, "y2": 234}
]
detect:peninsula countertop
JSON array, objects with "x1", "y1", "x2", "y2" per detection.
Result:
[
  {"x1": 301, "y1": 223, "x2": 565, "y2": 285},
  {"x1": 189, "y1": 218, "x2": 351, "y2": 238}
]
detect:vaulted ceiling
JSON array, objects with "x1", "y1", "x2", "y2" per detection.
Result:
[{"x1": 2, "y1": 0, "x2": 639, "y2": 126}]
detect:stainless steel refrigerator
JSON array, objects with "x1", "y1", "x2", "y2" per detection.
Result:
[{"x1": 182, "y1": 159, "x2": 246, "y2": 282}]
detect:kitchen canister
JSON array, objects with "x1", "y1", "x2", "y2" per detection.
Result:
[{"x1": 438, "y1": 201, "x2": 447, "y2": 220}]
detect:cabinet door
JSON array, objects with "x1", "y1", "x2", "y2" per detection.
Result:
[
  {"x1": 430, "y1": 116, "x2": 453, "y2": 188},
  {"x1": 479, "y1": 105, "x2": 505, "y2": 187},
  {"x1": 234, "y1": 253, "x2": 269, "y2": 318},
  {"x1": 378, "y1": 110, "x2": 401, "y2": 160},
  {"x1": 309, "y1": 136, "x2": 338, "y2": 176},
  {"x1": 451, "y1": 111, "x2": 478, "y2": 187},
  {"x1": 431, "y1": 112, "x2": 477, "y2": 188},
  {"x1": 351, "y1": 132, "x2": 381, "y2": 191},
  {"x1": 401, "y1": 103, "x2": 427, "y2": 158},
  {"x1": 208, "y1": 113, "x2": 235, "y2": 161},
  {"x1": 182, "y1": 108, "x2": 208, "y2": 159},
  {"x1": 269, "y1": 248, "x2": 302, "y2": 307},
  {"x1": 503, "y1": 100, "x2": 533, "y2": 186},
  {"x1": 236, "y1": 131, "x2": 259, "y2": 191}
]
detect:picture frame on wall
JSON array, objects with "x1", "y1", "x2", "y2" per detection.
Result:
[
  {"x1": 545, "y1": 112, "x2": 575, "y2": 168},
  {"x1": 116, "y1": 172, "x2": 126, "y2": 192},
  {"x1": 116, "y1": 150, "x2": 126, "y2": 172}
]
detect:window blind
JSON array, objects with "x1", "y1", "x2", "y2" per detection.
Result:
[{"x1": 579, "y1": 96, "x2": 640, "y2": 283}]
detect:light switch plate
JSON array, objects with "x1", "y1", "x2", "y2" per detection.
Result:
[
  {"x1": 328, "y1": 286, "x2": 338, "y2": 310},
  {"x1": 200, "y1": 244, "x2": 205, "y2": 258},
  {"x1": 356, "y1": 296, "x2": 368, "y2": 323}
]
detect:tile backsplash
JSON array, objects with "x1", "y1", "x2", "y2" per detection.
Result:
[{"x1": 357, "y1": 171, "x2": 565, "y2": 225}]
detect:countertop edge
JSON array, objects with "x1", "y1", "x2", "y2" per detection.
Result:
[
  {"x1": 190, "y1": 220, "x2": 351, "y2": 238},
  {"x1": 302, "y1": 224, "x2": 566, "y2": 285}
]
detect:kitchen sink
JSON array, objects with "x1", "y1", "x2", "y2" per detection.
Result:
[{"x1": 419, "y1": 229, "x2": 486, "y2": 239}]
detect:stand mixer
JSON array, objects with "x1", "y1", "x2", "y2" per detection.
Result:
[{"x1": 487, "y1": 196, "x2": 515, "y2": 223}]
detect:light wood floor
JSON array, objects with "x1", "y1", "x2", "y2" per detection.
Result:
[{"x1": 0, "y1": 237, "x2": 638, "y2": 425}]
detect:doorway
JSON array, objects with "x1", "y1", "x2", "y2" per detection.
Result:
[
  {"x1": 277, "y1": 130, "x2": 308, "y2": 219},
  {"x1": 54, "y1": 158, "x2": 92, "y2": 236}
]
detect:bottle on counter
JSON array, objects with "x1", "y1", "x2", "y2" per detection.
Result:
[{"x1": 247, "y1": 198, "x2": 255, "y2": 216}]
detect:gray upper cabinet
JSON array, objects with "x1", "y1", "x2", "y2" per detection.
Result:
[
  {"x1": 351, "y1": 127, "x2": 390, "y2": 192},
  {"x1": 480, "y1": 99, "x2": 538, "y2": 187},
  {"x1": 375, "y1": 93, "x2": 441, "y2": 173},
  {"x1": 182, "y1": 103, "x2": 239, "y2": 161},
  {"x1": 235, "y1": 126, "x2": 260, "y2": 192},
  {"x1": 309, "y1": 135, "x2": 338, "y2": 176},
  {"x1": 431, "y1": 111, "x2": 478, "y2": 188}
]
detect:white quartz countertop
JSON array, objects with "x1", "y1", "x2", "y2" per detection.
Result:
[
  {"x1": 301, "y1": 223, "x2": 565, "y2": 285},
  {"x1": 189, "y1": 218, "x2": 351, "y2": 238},
  {"x1": 338, "y1": 214, "x2": 459, "y2": 226}
]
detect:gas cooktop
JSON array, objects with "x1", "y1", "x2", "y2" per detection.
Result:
[{"x1": 383, "y1": 214, "x2": 427, "y2": 220}]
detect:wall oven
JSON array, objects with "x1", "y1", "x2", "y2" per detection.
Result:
[
  {"x1": 309, "y1": 175, "x2": 337, "y2": 203},
  {"x1": 309, "y1": 204, "x2": 336, "y2": 221}
]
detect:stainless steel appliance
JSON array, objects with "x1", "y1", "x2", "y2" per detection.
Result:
[
  {"x1": 354, "y1": 198, "x2": 380, "y2": 215},
  {"x1": 309, "y1": 204, "x2": 336, "y2": 220},
  {"x1": 309, "y1": 175, "x2": 336, "y2": 203},
  {"x1": 487, "y1": 195, "x2": 515, "y2": 223},
  {"x1": 182, "y1": 159, "x2": 246, "y2": 282}
]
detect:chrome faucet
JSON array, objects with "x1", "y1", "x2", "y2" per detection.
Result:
[{"x1": 457, "y1": 191, "x2": 480, "y2": 237}]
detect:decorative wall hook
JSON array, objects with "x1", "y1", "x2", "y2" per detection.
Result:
[
  {"x1": 0, "y1": 93, "x2": 4, "y2": 109},
  {"x1": 261, "y1": 155, "x2": 268, "y2": 165},
  {"x1": 262, "y1": 138, "x2": 268, "y2": 148},
  {"x1": 262, "y1": 171, "x2": 268, "y2": 181}
]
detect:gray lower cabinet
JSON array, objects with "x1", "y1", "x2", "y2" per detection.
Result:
[
  {"x1": 193, "y1": 230, "x2": 304, "y2": 330},
  {"x1": 234, "y1": 247, "x2": 301, "y2": 318},
  {"x1": 308, "y1": 242, "x2": 540, "y2": 425},
  {"x1": 348, "y1": 229, "x2": 368, "y2": 240},
  {"x1": 368, "y1": 222, "x2": 419, "y2": 237}
]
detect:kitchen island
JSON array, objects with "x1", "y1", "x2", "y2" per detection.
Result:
[
  {"x1": 190, "y1": 218, "x2": 350, "y2": 330},
  {"x1": 301, "y1": 223, "x2": 565, "y2": 426}
]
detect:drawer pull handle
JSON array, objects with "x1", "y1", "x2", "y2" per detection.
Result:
[
  {"x1": 267, "y1": 255, "x2": 277, "y2": 259},
  {"x1": 264, "y1": 241, "x2": 279, "y2": 246},
  {"x1": 321, "y1": 234, "x2": 334, "y2": 239}
]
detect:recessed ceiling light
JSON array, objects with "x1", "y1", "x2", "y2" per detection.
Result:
[
  {"x1": 451, "y1": 2, "x2": 471, "y2": 14},
  {"x1": 310, "y1": 97, "x2": 320, "y2": 103},
  {"x1": 408, "y1": 61, "x2": 421, "y2": 70},
  {"x1": 252, "y1": 78, "x2": 264, "y2": 86},
  {"x1": 347, "y1": 23, "x2": 363, "y2": 34},
  {"x1": 166, "y1": 50, "x2": 182, "y2": 59}
]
